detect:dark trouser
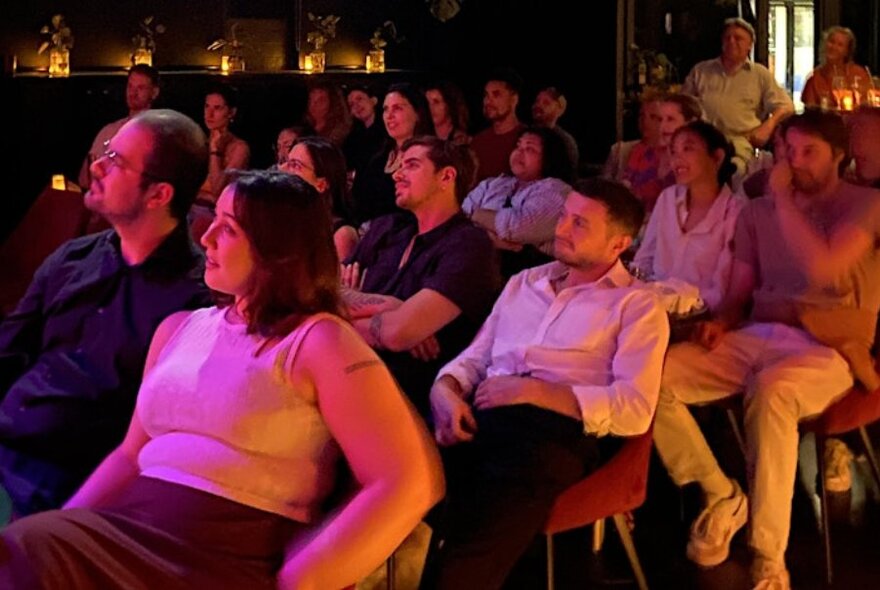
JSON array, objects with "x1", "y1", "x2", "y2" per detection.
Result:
[
  {"x1": 422, "y1": 404, "x2": 600, "y2": 590},
  {"x1": 0, "y1": 476, "x2": 301, "y2": 590}
]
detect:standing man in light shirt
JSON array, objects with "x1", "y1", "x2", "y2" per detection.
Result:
[
  {"x1": 682, "y1": 18, "x2": 793, "y2": 169},
  {"x1": 423, "y1": 178, "x2": 669, "y2": 590},
  {"x1": 79, "y1": 65, "x2": 161, "y2": 189}
]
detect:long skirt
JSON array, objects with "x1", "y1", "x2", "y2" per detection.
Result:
[{"x1": 0, "y1": 476, "x2": 302, "y2": 590}]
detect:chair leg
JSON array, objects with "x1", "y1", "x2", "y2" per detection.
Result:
[
  {"x1": 611, "y1": 513, "x2": 649, "y2": 590},
  {"x1": 546, "y1": 534, "x2": 555, "y2": 590},
  {"x1": 592, "y1": 518, "x2": 605, "y2": 553},
  {"x1": 858, "y1": 426, "x2": 880, "y2": 492},
  {"x1": 386, "y1": 553, "x2": 395, "y2": 590},
  {"x1": 815, "y1": 434, "x2": 833, "y2": 587},
  {"x1": 726, "y1": 408, "x2": 747, "y2": 456}
]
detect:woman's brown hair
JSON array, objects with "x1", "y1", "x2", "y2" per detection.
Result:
[{"x1": 224, "y1": 170, "x2": 342, "y2": 337}]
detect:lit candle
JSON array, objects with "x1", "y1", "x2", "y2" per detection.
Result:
[
  {"x1": 220, "y1": 55, "x2": 230, "y2": 74},
  {"x1": 304, "y1": 54, "x2": 314, "y2": 72},
  {"x1": 841, "y1": 93, "x2": 854, "y2": 111},
  {"x1": 365, "y1": 54, "x2": 372, "y2": 71}
]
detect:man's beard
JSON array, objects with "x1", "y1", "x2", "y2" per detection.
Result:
[{"x1": 792, "y1": 169, "x2": 831, "y2": 194}]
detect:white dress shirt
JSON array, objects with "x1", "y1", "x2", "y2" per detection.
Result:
[
  {"x1": 437, "y1": 260, "x2": 669, "y2": 437},
  {"x1": 633, "y1": 184, "x2": 745, "y2": 312}
]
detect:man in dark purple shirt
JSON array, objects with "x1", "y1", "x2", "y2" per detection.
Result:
[
  {"x1": 0, "y1": 110, "x2": 210, "y2": 516},
  {"x1": 342, "y1": 136, "x2": 500, "y2": 418}
]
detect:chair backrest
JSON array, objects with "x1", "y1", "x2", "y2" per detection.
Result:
[
  {"x1": 0, "y1": 185, "x2": 90, "y2": 314},
  {"x1": 544, "y1": 426, "x2": 653, "y2": 535}
]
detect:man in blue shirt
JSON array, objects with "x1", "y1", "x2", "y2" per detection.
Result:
[{"x1": 0, "y1": 109, "x2": 211, "y2": 516}]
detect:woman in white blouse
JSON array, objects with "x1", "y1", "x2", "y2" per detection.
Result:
[{"x1": 633, "y1": 121, "x2": 745, "y2": 312}]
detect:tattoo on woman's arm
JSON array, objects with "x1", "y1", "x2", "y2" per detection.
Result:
[
  {"x1": 344, "y1": 359, "x2": 383, "y2": 374},
  {"x1": 369, "y1": 312, "x2": 386, "y2": 349}
]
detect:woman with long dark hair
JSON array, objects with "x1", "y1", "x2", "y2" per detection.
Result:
[
  {"x1": 198, "y1": 83, "x2": 250, "y2": 204},
  {"x1": 351, "y1": 82, "x2": 434, "y2": 224},
  {"x1": 282, "y1": 136, "x2": 360, "y2": 259}
]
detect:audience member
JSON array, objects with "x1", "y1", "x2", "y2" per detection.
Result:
[
  {"x1": 281, "y1": 136, "x2": 359, "y2": 260},
  {"x1": 633, "y1": 121, "x2": 744, "y2": 312},
  {"x1": 603, "y1": 91, "x2": 669, "y2": 212},
  {"x1": 653, "y1": 111, "x2": 880, "y2": 590},
  {"x1": 657, "y1": 93, "x2": 703, "y2": 151},
  {"x1": 849, "y1": 106, "x2": 880, "y2": 188},
  {"x1": 269, "y1": 125, "x2": 312, "y2": 170},
  {"x1": 683, "y1": 17, "x2": 793, "y2": 168},
  {"x1": 424, "y1": 178, "x2": 669, "y2": 590},
  {"x1": 0, "y1": 110, "x2": 211, "y2": 517},
  {"x1": 0, "y1": 171, "x2": 443, "y2": 590},
  {"x1": 304, "y1": 80, "x2": 353, "y2": 148},
  {"x1": 802, "y1": 26, "x2": 873, "y2": 109},
  {"x1": 342, "y1": 136, "x2": 499, "y2": 418},
  {"x1": 625, "y1": 92, "x2": 703, "y2": 213},
  {"x1": 344, "y1": 84, "x2": 388, "y2": 174},
  {"x1": 198, "y1": 84, "x2": 251, "y2": 204},
  {"x1": 471, "y1": 68, "x2": 526, "y2": 181},
  {"x1": 425, "y1": 81, "x2": 471, "y2": 146},
  {"x1": 531, "y1": 85, "x2": 579, "y2": 170},
  {"x1": 351, "y1": 83, "x2": 434, "y2": 224},
  {"x1": 740, "y1": 124, "x2": 788, "y2": 198},
  {"x1": 78, "y1": 65, "x2": 160, "y2": 189},
  {"x1": 463, "y1": 126, "x2": 573, "y2": 276}
]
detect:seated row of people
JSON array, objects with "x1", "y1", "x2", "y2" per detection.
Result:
[
  {"x1": 5, "y1": 103, "x2": 880, "y2": 590},
  {"x1": 1, "y1": 111, "x2": 670, "y2": 588}
]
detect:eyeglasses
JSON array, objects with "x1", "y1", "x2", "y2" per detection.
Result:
[
  {"x1": 98, "y1": 140, "x2": 166, "y2": 182},
  {"x1": 281, "y1": 157, "x2": 315, "y2": 174}
]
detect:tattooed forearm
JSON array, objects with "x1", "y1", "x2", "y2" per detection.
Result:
[
  {"x1": 343, "y1": 359, "x2": 383, "y2": 374},
  {"x1": 369, "y1": 312, "x2": 386, "y2": 349},
  {"x1": 342, "y1": 288, "x2": 397, "y2": 312}
]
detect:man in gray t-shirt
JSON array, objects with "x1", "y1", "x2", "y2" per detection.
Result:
[{"x1": 652, "y1": 111, "x2": 880, "y2": 590}]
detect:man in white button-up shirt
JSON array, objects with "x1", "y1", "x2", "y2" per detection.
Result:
[{"x1": 422, "y1": 179, "x2": 669, "y2": 590}]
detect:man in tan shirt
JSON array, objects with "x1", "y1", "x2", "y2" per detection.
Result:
[{"x1": 683, "y1": 18, "x2": 793, "y2": 168}]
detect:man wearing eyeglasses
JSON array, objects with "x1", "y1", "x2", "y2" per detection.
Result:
[
  {"x1": 0, "y1": 110, "x2": 211, "y2": 517},
  {"x1": 78, "y1": 64, "x2": 161, "y2": 189}
]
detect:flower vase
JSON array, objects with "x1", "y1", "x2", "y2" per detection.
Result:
[
  {"x1": 131, "y1": 48, "x2": 153, "y2": 67},
  {"x1": 366, "y1": 49, "x2": 385, "y2": 73},
  {"x1": 222, "y1": 52, "x2": 245, "y2": 74},
  {"x1": 305, "y1": 51, "x2": 325, "y2": 74},
  {"x1": 48, "y1": 47, "x2": 70, "y2": 78}
]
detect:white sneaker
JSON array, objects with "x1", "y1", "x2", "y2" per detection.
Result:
[
  {"x1": 824, "y1": 438, "x2": 855, "y2": 493},
  {"x1": 751, "y1": 559, "x2": 790, "y2": 590},
  {"x1": 686, "y1": 480, "x2": 748, "y2": 567}
]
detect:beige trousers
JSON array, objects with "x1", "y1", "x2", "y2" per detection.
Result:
[{"x1": 653, "y1": 322, "x2": 853, "y2": 563}]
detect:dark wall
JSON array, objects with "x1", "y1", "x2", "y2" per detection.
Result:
[{"x1": 0, "y1": 0, "x2": 618, "y2": 235}]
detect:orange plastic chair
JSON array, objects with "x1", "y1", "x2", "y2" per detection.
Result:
[
  {"x1": 803, "y1": 375, "x2": 880, "y2": 586},
  {"x1": 543, "y1": 427, "x2": 653, "y2": 590}
]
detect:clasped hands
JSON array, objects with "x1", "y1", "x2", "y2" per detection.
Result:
[{"x1": 431, "y1": 375, "x2": 539, "y2": 446}]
